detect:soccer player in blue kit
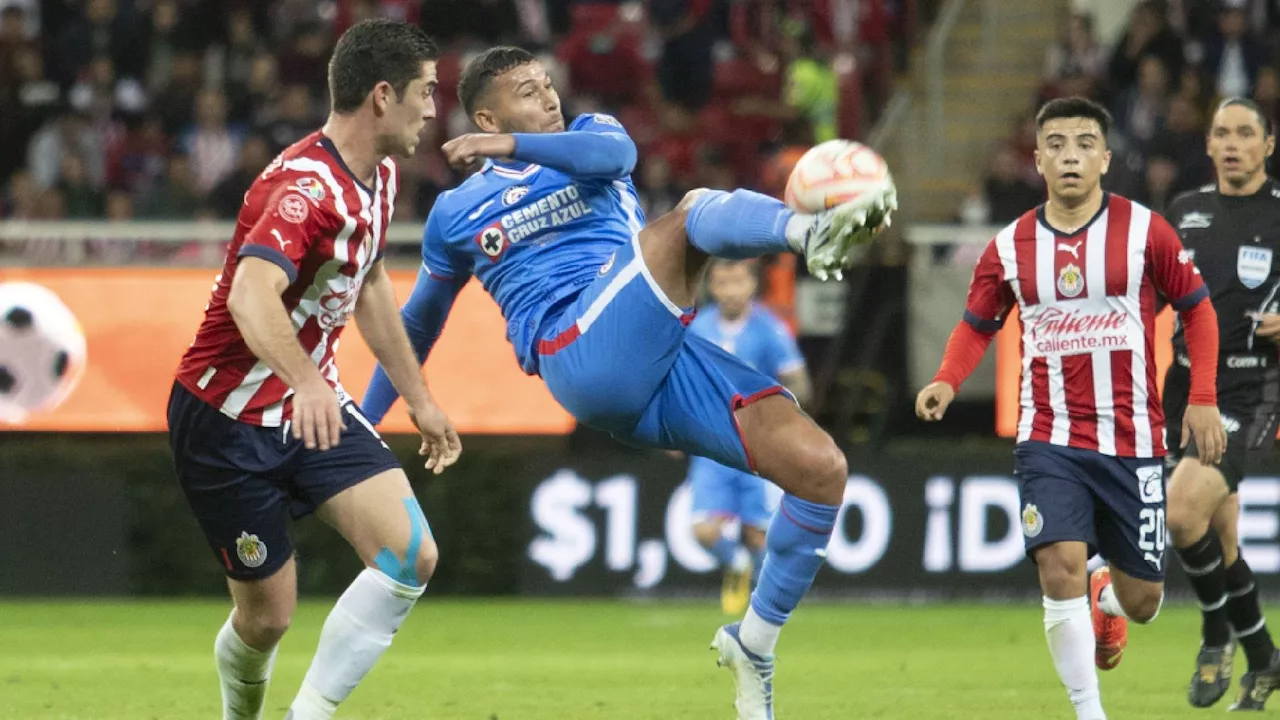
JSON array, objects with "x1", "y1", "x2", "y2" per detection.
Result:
[
  {"x1": 685, "y1": 260, "x2": 811, "y2": 617},
  {"x1": 362, "y1": 47, "x2": 893, "y2": 719}
]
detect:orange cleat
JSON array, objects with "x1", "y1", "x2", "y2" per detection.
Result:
[{"x1": 1091, "y1": 567, "x2": 1128, "y2": 670}]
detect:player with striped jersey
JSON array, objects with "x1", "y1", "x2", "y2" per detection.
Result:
[
  {"x1": 168, "y1": 21, "x2": 459, "y2": 720},
  {"x1": 916, "y1": 97, "x2": 1226, "y2": 720}
]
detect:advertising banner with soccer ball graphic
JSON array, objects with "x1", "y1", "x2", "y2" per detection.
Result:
[{"x1": 520, "y1": 447, "x2": 1280, "y2": 598}]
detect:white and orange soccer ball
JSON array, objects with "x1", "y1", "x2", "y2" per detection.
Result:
[
  {"x1": 784, "y1": 139, "x2": 897, "y2": 218},
  {"x1": 0, "y1": 282, "x2": 86, "y2": 424}
]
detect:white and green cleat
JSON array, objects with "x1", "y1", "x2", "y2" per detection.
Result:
[{"x1": 792, "y1": 186, "x2": 898, "y2": 281}]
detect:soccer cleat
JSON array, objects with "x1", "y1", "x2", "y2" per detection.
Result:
[
  {"x1": 1188, "y1": 641, "x2": 1234, "y2": 708},
  {"x1": 711, "y1": 623, "x2": 775, "y2": 720},
  {"x1": 1230, "y1": 650, "x2": 1280, "y2": 711},
  {"x1": 795, "y1": 188, "x2": 897, "y2": 280},
  {"x1": 721, "y1": 550, "x2": 753, "y2": 616},
  {"x1": 1090, "y1": 567, "x2": 1128, "y2": 670}
]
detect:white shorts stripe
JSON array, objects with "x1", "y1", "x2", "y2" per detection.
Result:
[{"x1": 577, "y1": 261, "x2": 641, "y2": 335}]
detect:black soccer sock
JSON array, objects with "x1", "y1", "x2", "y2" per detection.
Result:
[
  {"x1": 1175, "y1": 530, "x2": 1232, "y2": 648},
  {"x1": 1225, "y1": 552, "x2": 1277, "y2": 671}
]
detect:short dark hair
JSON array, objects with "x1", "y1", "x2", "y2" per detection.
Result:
[
  {"x1": 1214, "y1": 97, "x2": 1274, "y2": 136},
  {"x1": 458, "y1": 46, "x2": 537, "y2": 116},
  {"x1": 328, "y1": 19, "x2": 438, "y2": 114},
  {"x1": 1035, "y1": 96, "x2": 1113, "y2": 138}
]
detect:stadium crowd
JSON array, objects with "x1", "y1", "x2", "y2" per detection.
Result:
[
  {"x1": 964, "y1": 0, "x2": 1280, "y2": 226},
  {"x1": 0, "y1": 0, "x2": 903, "y2": 263}
]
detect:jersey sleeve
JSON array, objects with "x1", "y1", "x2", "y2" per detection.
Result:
[
  {"x1": 510, "y1": 114, "x2": 637, "y2": 180},
  {"x1": 1147, "y1": 212, "x2": 1208, "y2": 310},
  {"x1": 762, "y1": 314, "x2": 806, "y2": 377},
  {"x1": 239, "y1": 175, "x2": 341, "y2": 284},
  {"x1": 963, "y1": 239, "x2": 1016, "y2": 333},
  {"x1": 420, "y1": 204, "x2": 472, "y2": 282}
]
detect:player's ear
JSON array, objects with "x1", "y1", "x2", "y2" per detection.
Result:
[
  {"x1": 1033, "y1": 148, "x2": 1044, "y2": 177},
  {"x1": 371, "y1": 80, "x2": 394, "y2": 115},
  {"x1": 1266, "y1": 134, "x2": 1276, "y2": 158},
  {"x1": 472, "y1": 108, "x2": 500, "y2": 134},
  {"x1": 1101, "y1": 149, "x2": 1112, "y2": 175}
]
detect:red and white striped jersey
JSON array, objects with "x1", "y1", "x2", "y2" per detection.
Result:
[
  {"x1": 174, "y1": 130, "x2": 397, "y2": 426},
  {"x1": 965, "y1": 194, "x2": 1207, "y2": 458}
]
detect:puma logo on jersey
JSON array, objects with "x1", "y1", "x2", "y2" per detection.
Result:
[
  {"x1": 1057, "y1": 240, "x2": 1082, "y2": 258},
  {"x1": 1179, "y1": 212, "x2": 1213, "y2": 229},
  {"x1": 270, "y1": 229, "x2": 292, "y2": 250}
]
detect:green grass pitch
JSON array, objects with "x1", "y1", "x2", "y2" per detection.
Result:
[{"x1": 0, "y1": 599, "x2": 1243, "y2": 718}]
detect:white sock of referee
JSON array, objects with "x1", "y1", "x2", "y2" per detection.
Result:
[
  {"x1": 287, "y1": 568, "x2": 426, "y2": 720},
  {"x1": 1044, "y1": 596, "x2": 1106, "y2": 720}
]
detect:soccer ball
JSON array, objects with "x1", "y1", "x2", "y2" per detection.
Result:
[
  {"x1": 784, "y1": 139, "x2": 897, "y2": 216},
  {"x1": 0, "y1": 282, "x2": 86, "y2": 424}
]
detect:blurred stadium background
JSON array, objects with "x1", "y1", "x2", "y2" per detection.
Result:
[{"x1": 5, "y1": 0, "x2": 1280, "y2": 717}]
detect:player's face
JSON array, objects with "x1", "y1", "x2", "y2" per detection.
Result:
[
  {"x1": 479, "y1": 61, "x2": 564, "y2": 134},
  {"x1": 378, "y1": 60, "x2": 438, "y2": 158},
  {"x1": 708, "y1": 263, "x2": 757, "y2": 319},
  {"x1": 1034, "y1": 117, "x2": 1111, "y2": 204},
  {"x1": 1207, "y1": 105, "x2": 1275, "y2": 189}
]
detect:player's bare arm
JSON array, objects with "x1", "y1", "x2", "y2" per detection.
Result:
[
  {"x1": 354, "y1": 261, "x2": 461, "y2": 474},
  {"x1": 778, "y1": 367, "x2": 812, "y2": 409},
  {"x1": 441, "y1": 133, "x2": 516, "y2": 169},
  {"x1": 1179, "y1": 298, "x2": 1227, "y2": 467},
  {"x1": 227, "y1": 256, "x2": 343, "y2": 451}
]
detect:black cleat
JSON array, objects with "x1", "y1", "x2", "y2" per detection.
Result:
[
  {"x1": 1230, "y1": 650, "x2": 1280, "y2": 711},
  {"x1": 1188, "y1": 642, "x2": 1234, "y2": 708}
]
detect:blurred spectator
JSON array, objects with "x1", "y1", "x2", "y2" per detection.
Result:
[
  {"x1": 184, "y1": 89, "x2": 243, "y2": 194},
  {"x1": 27, "y1": 112, "x2": 106, "y2": 190},
  {"x1": 1112, "y1": 54, "x2": 1171, "y2": 147},
  {"x1": 1254, "y1": 65, "x2": 1280, "y2": 124},
  {"x1": 239, "y1": 53, "x2": 283, "y2": 130},
  {"x1": 1199, "y1": 2, "x2": 1267, "y2": 99},
  {"x1": 210, "y1": 135, "x2": 272, "y2": 219},
  {"x1": 637, "y1": 156, "x2": 682, "y2": 218},
  {"x1": 1108, "y1": 1, "x2": 1184, "y2": 96},
  {"x1": 262, "y1": 85, "x2": 316, "y2": 156},
  {"x1": 0, "y1": 44, "x2": 59, "y2": 184},
  {"x1": 138, "y1": 155, "x2": 201, "y2": 219},
  {"x1": 692, "y1": 146, "x2": 737, "y2": 190},
  {"x1": 52, "y1": 0, "x2": 142, "y2": 86},
  {"x1": 969, "y1": 145, "x2": 1044, "y2": 225},
  {"x1": 651, "y1": 0, "x2": 718, "y2": 111},
  {"x1": 782, "y1": 24, "x2": 838, "y2": 143},
  {"x1": 153, "y1": 51, "x2": 204, "y2": 136},
  {"x1": 1045, "y1": 14, "x2": 1105, "y2": 86},
  {"x1": 0, "y1": 3, "x2": 30, "y2": 81},
  {"x1": 1148, "y1": 95, "x2": 1212, "y2": 196},
  {"x1": 212, "y1": 8, "x2": 264, "y2": 113},
  {"x1": 106, "y1": 115, "x2": 170, "y2": 197},
  {"x1": 277, "y1": 22, "x2": 331, "y2": 97},
  {"x1": 2, "y1": 169, "x2": 39, "y2": 218},
  {"x1": 57, "y1": 154, "x2": 104, "y2": 218},
  {"x1": 420, "y1": 0, "x2": 520, "y2": 45}
]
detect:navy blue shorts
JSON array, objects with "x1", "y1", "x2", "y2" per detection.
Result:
[
  {"x1": 537, "y1": 235, "x2": 788, "y2": 472},
  {"x1": 166, "y1": 382, "x2": 401, "y2": 580},
  {"x1": 1014, "y1": 441, "x2": 1167, "y2": 582}
]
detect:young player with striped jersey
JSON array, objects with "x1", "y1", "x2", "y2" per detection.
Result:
[{"x1": 916, "y1": 97, "x2": 1226, "y2": 720}]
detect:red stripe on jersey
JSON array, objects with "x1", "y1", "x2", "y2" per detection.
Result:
[
  {"x1": 1104, "y1": 196, "x2": 1131, "y2": 297},
  {"x1": 1139, "y1": 274, "x2": 1166, "y2": 447},
  {"x1": 1015, "y1": 213, "x2": 1039, "y2": 305},
  {"x1": 1111, "y1": 350, "x2": 1136, "y2": 455},
  {"x1": 1063, "y1": 354, "x2": 1098, "y2": 449},
  {"x1": 1028, "y1": 357, "x2": 1053, "y2": 444}
]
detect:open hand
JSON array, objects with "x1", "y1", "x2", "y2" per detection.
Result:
[{"x1": 408, "y1": 400, "x2": 462, "y2": 474}]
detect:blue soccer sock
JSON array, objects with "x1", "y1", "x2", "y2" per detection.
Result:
[
  {"x1": 739, "y1": 494, "x2": 838, "y2": 657},
  {"x1": 708, "y1": 536, "x2": 740, "y2": 568},
  {"x1": 684, "y1": 189, "x2": 805, "y2": 258}
]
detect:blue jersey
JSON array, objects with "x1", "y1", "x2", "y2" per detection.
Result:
[
  {"x1": 421, "y1": 113, "x2": 642, "y2": 374},
  {"x1": 688, "y1": 303, "x2": 805, "y2": 381}
]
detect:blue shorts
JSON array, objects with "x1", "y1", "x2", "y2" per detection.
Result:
[
  {"x1": 1014, "y1": 441, "x2": 1167, "y2": 582},
  {"x1": 687, "y1": 456, "x2": 778, "y2": 529},
  {"x1": 537, "y1": 236, "x2": 788, "y2": 473},
  {"x1": 166, "y1": 382, "x2": 401, "y2": 580}
]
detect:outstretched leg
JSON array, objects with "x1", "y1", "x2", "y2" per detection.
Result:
[
  {"x1": 219, "y1": 561, "x2": 295, "y2": 720},
  {"x1": 1036, "y1": 541, "x2": 1107, "y2": 720}
]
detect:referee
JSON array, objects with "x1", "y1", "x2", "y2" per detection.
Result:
[{"x1": 1164, "y1": 97, "x2": 1280, "y2": 711}]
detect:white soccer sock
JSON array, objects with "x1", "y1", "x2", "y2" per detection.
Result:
[
  {"x1": 1097, "y1": 584, "x2": 1129, "y2": 619},
  {"x1": 215, "y1": 611, "x2": 278, "y2": 720},
  {"x1": 784, "y1": 213, "x2": 814, "y2": 252},
  {"x1": 1044, "y1": 596, "x2": 1106, "y2": 720},
  {"x1": 288, "y1": 568, "x2": 426, "y2": 720},
  {"x1": 739, "y1": 606, "x2": 783, "y2": 658}
]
